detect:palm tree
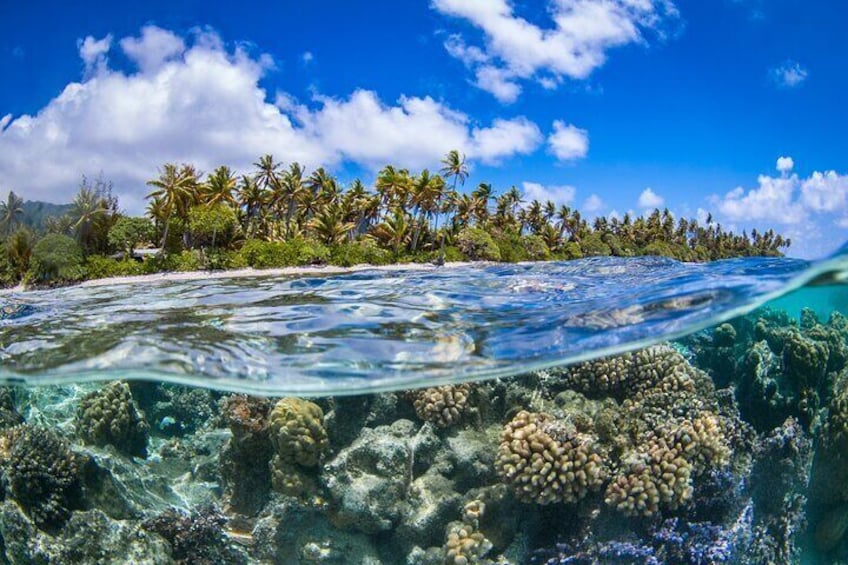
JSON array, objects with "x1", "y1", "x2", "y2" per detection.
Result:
[
  {"x1": 440, "y1": 150, "x2": 468, "y2": 192},
  {"x1": 371, "y1": 210, "x2": 410, "y2": 257},
  {"x1": 0, "y1": 191, "x2": 24, "y2": 236},
  {"x1": 409, "y1": 170, "x2": 444, "y2": 252},
  {"x1": 438, "y1": 150, "x2": 469, "y2": 258},
  {"x1": 69, "y1": 184, "x2": 110, "y2": 253},
  {"x1": 375, "y1": 165, "x2": 412, "y2": 214},
  {"x1": 146, "y1": 163, "x2": 200, "y2": 248},
  {"x1": 237, "y1": 175, "x2": 265, "y2": 238},
  {"x1": 308, "y1": 203, "x2": 355, "y2": 245},
  {"x1": 203, "y1": 165, "x2": 238, "y2": 207},
  {"x1": 281, "y1": 163, "x2": 306, "y2": 236}
]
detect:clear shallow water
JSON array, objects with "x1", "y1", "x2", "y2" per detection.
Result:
[
  {"x1": 2, "y1": 252, "x2": 848, "y2": 564},
  {"x1": 1, "y1": 253, "x2": 847, "y2": 394}
]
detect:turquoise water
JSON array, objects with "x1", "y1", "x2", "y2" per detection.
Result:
[{"x1": 1, "y1": 253, "x2": 848, "y2": 564}]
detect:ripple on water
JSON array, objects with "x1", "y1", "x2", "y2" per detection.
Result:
[{"x1": 0, "y1": 253, "x2": 846, "y2": 395}]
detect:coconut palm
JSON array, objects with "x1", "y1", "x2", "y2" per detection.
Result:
[
  {"x1": 237, "y1": 175, "x2": 265, "y2": 238},
  {"x1": 375, "y1": 165, "x2": 412, "y2": 214},
  {"x1": 203, "y1": 166, "x2": 238, "y2": 208},
  {"x1": 0, "y1": 191, "x2": 24, "y2": 236},
  {"x1": 69, "y1": 184, "x2": 111, "y2": 253},
  {"x1": 371, "y1": 210, "x2": 410, "y2": 257},
  {"x1": 146, "y1": 163, "x2": 200, "y2": 248},
  {"x1": 308, "y1": 203, "x2": 355, "y2": 245},
  {"x1": 409, "y1": 170, "x2": 444, "y2": 252}
]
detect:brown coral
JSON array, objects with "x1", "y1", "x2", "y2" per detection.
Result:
[
  {"x1": 495, "y1": 411, "x2": 606, "y2": 505},
  {"x1": 268, "y1": 397, "x2": 328, "y2": 468},
  {"x1": 412, "y1": 384, "x2": 473, "y2": 428},
  {"x1": 218, "y1": 395, "x2": 273, "y2": 515},
  {"x1": 444, "y1": 500, "x2": 494, "y2": 565},
  {"x1": 605, "y1": 413, "x2": 729, "y2": 517},
  {"x1": 75, "y1": 381, "x2": 149, "y2": 458}
]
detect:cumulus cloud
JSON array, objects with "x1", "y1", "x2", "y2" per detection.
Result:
[
  {"x1": 583, "y1": 193, "x2": 604, "y2": 213},
  {"x1": 78, "y1": 34, "x2": 112, "y2": 74},
  {"x1": 710, "y1": 157, "x2": 848, "y2": 258},
  {"x1": 433, "y1": 0, "x2": 679, "y2": 101},
  {"x1": 547, "y1": 121, "x2": 589, "y2": 162},
  {"x1": 638, "y1": 187, "x2": 664, "y2": 208},
  {"x1": 0, "y1": 26, "x2": 543, "y2": 210},
  {"x1": 521, "y1": 182, "x2": 576, "y2": 206},
  {"x1": 770, "y1": 60, "x2": 808, "y2": 88},
  {"x1": 776, "y1": 156, "x2": 794, "y2": 174},
  {"x1": 119, "y1": 25, "x2": 186, "y2": 73}
]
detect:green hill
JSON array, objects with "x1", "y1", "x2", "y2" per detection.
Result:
[{"x1": 21, "y1": 200, "x2": 72, "y2": 232}]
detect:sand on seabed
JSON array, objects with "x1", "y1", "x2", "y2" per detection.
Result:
[{"x1": 0, "y1": 261, "x2": 479, "y2": 294}]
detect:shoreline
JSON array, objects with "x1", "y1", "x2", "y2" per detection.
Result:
[{"x1": 21, "y1": 260, "x2": 480, "y2": 292}]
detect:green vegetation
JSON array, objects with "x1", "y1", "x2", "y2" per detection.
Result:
[
  {"x1": 0, "y1": 151, "x2": 790, "y2": 288},
  {"x1": 27, "y1": 234, "x2": 86, "y2": 284}
]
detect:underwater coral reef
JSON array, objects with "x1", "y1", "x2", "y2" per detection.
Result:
[{"x1": 0, "y1": 306, "x2": 846, "y2": 564}]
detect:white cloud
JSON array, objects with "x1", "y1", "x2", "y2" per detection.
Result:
[
  {"x1": 78, "y1": 34, "x2": 112, "y2": 74},
  {"x1": 638, "y1": 187, "x2": 664, "y2": 208},
  {"x1": 770, "y1": 60, "x2": 808, "y2": 88},
  {"x1": 302, "y1": 51, "x2": 314, "y2": 64},
  {"x1": 521, "y1": 182, "x2": 576, "y2": 206},
  {"x1": 714, "y1": 175, "x2": 804, "y2": 224},
  {"x1": 583, "y1": 193, "x2": 604, "y2": 212},
  {"x1": 776, "y1": 156, "x2": 794, "y2": 174},
  {"x1": 433, "y1": 0, "x2": 679, "y2": 101},
  {"x1": 0, "y1": 26, "x2": 543, "y2": 210},
  {"x1": 119, "y1": 26, "x2": 186, "y2": 73},
  {"x1": 547, "y1": 121, "x2": 589, "y2": 162},
  {"x1": 710, "y1": 157, "x2": 848, "y2": 258}
]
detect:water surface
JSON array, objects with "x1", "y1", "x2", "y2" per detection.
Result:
[{"x1": 2, "y1": 252, "x2": 846, "y2": 394}]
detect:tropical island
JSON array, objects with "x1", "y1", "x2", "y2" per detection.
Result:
[{"x1": 0, "y1": 151, "x2": 790, "y2": 289}]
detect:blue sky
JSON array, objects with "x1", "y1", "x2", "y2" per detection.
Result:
[{"x1": 1, "y1": 0, "x2": 846, "y2": 258}]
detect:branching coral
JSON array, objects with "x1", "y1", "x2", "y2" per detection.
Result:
[
  {"x1": 411, "y1": 384, "x2": 473, "y2": 428},
  {"x1": 0, "y1": 425, "x2": 83, "y2": 530},
  {"x1": 495, "y1": 411, "x2": 606, "y2": 505},
  {"x1": 444, "y1": 500, "x2": 495, "y2": 565},
  {"x1": 75, "y1": 381, "x2": 150, "y2": 458},
  {"x1": 605, "y1": 413, "x2": 730, "y2": 517}
]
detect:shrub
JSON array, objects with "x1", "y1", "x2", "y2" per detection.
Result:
[
  {"x1": 237, "y1": 240, "x2": 287, "y2": 268},
  {"x1": 108, "y1": 216, "x2": 155, "y2": 255},
  {"x1": 187, "y1": 204, "x2": 239, "y2": 249},
  {"x1": 85, "y1": 255, "x2": 146, "y2": 279},
  {"x1": 643, "y1": 241, "x2": 692, "y2": 261},
  {"x1": 26, "y1": 234, "x2": 86, "y2": 285},
  {"x1": 443, "y1": 245, "x2": 464, "y2": 263},
  {"x1": 521, "y1": 235, "x2": 551, "y2": 261},
  {"x1": 457, "y1": 227, "x2": 501, "y2": 261},
  {"x1": 328, "y1": 239, "x2": 393, "y2": 267},
  {"x1": 493, "y1": 231, "x2": 528, "y2": 263},
  {"x1": 4, "y1": 228, "x2": 35, "y2": 281},
  {"x1": 236, "y1": 238, "x2": 330, "y2": 269},
  {"x1": 558, "y1": 242, "x2": 584, "y2": 260},
  {"x1": 580, "y1": 233, "x2": 612, "y2": 257}
]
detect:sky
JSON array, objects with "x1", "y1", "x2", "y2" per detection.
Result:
[{"x1": 0, "y1": 0, "x2": 846, "y2": 258}]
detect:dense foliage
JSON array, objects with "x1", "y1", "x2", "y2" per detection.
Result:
[{"x1": 0, "y1": 150, "x2": 790, "y2": 287}]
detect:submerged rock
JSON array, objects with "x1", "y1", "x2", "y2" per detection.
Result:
[{"x1": 322, "y1": 419, "x2": 440, "y2": 535}]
